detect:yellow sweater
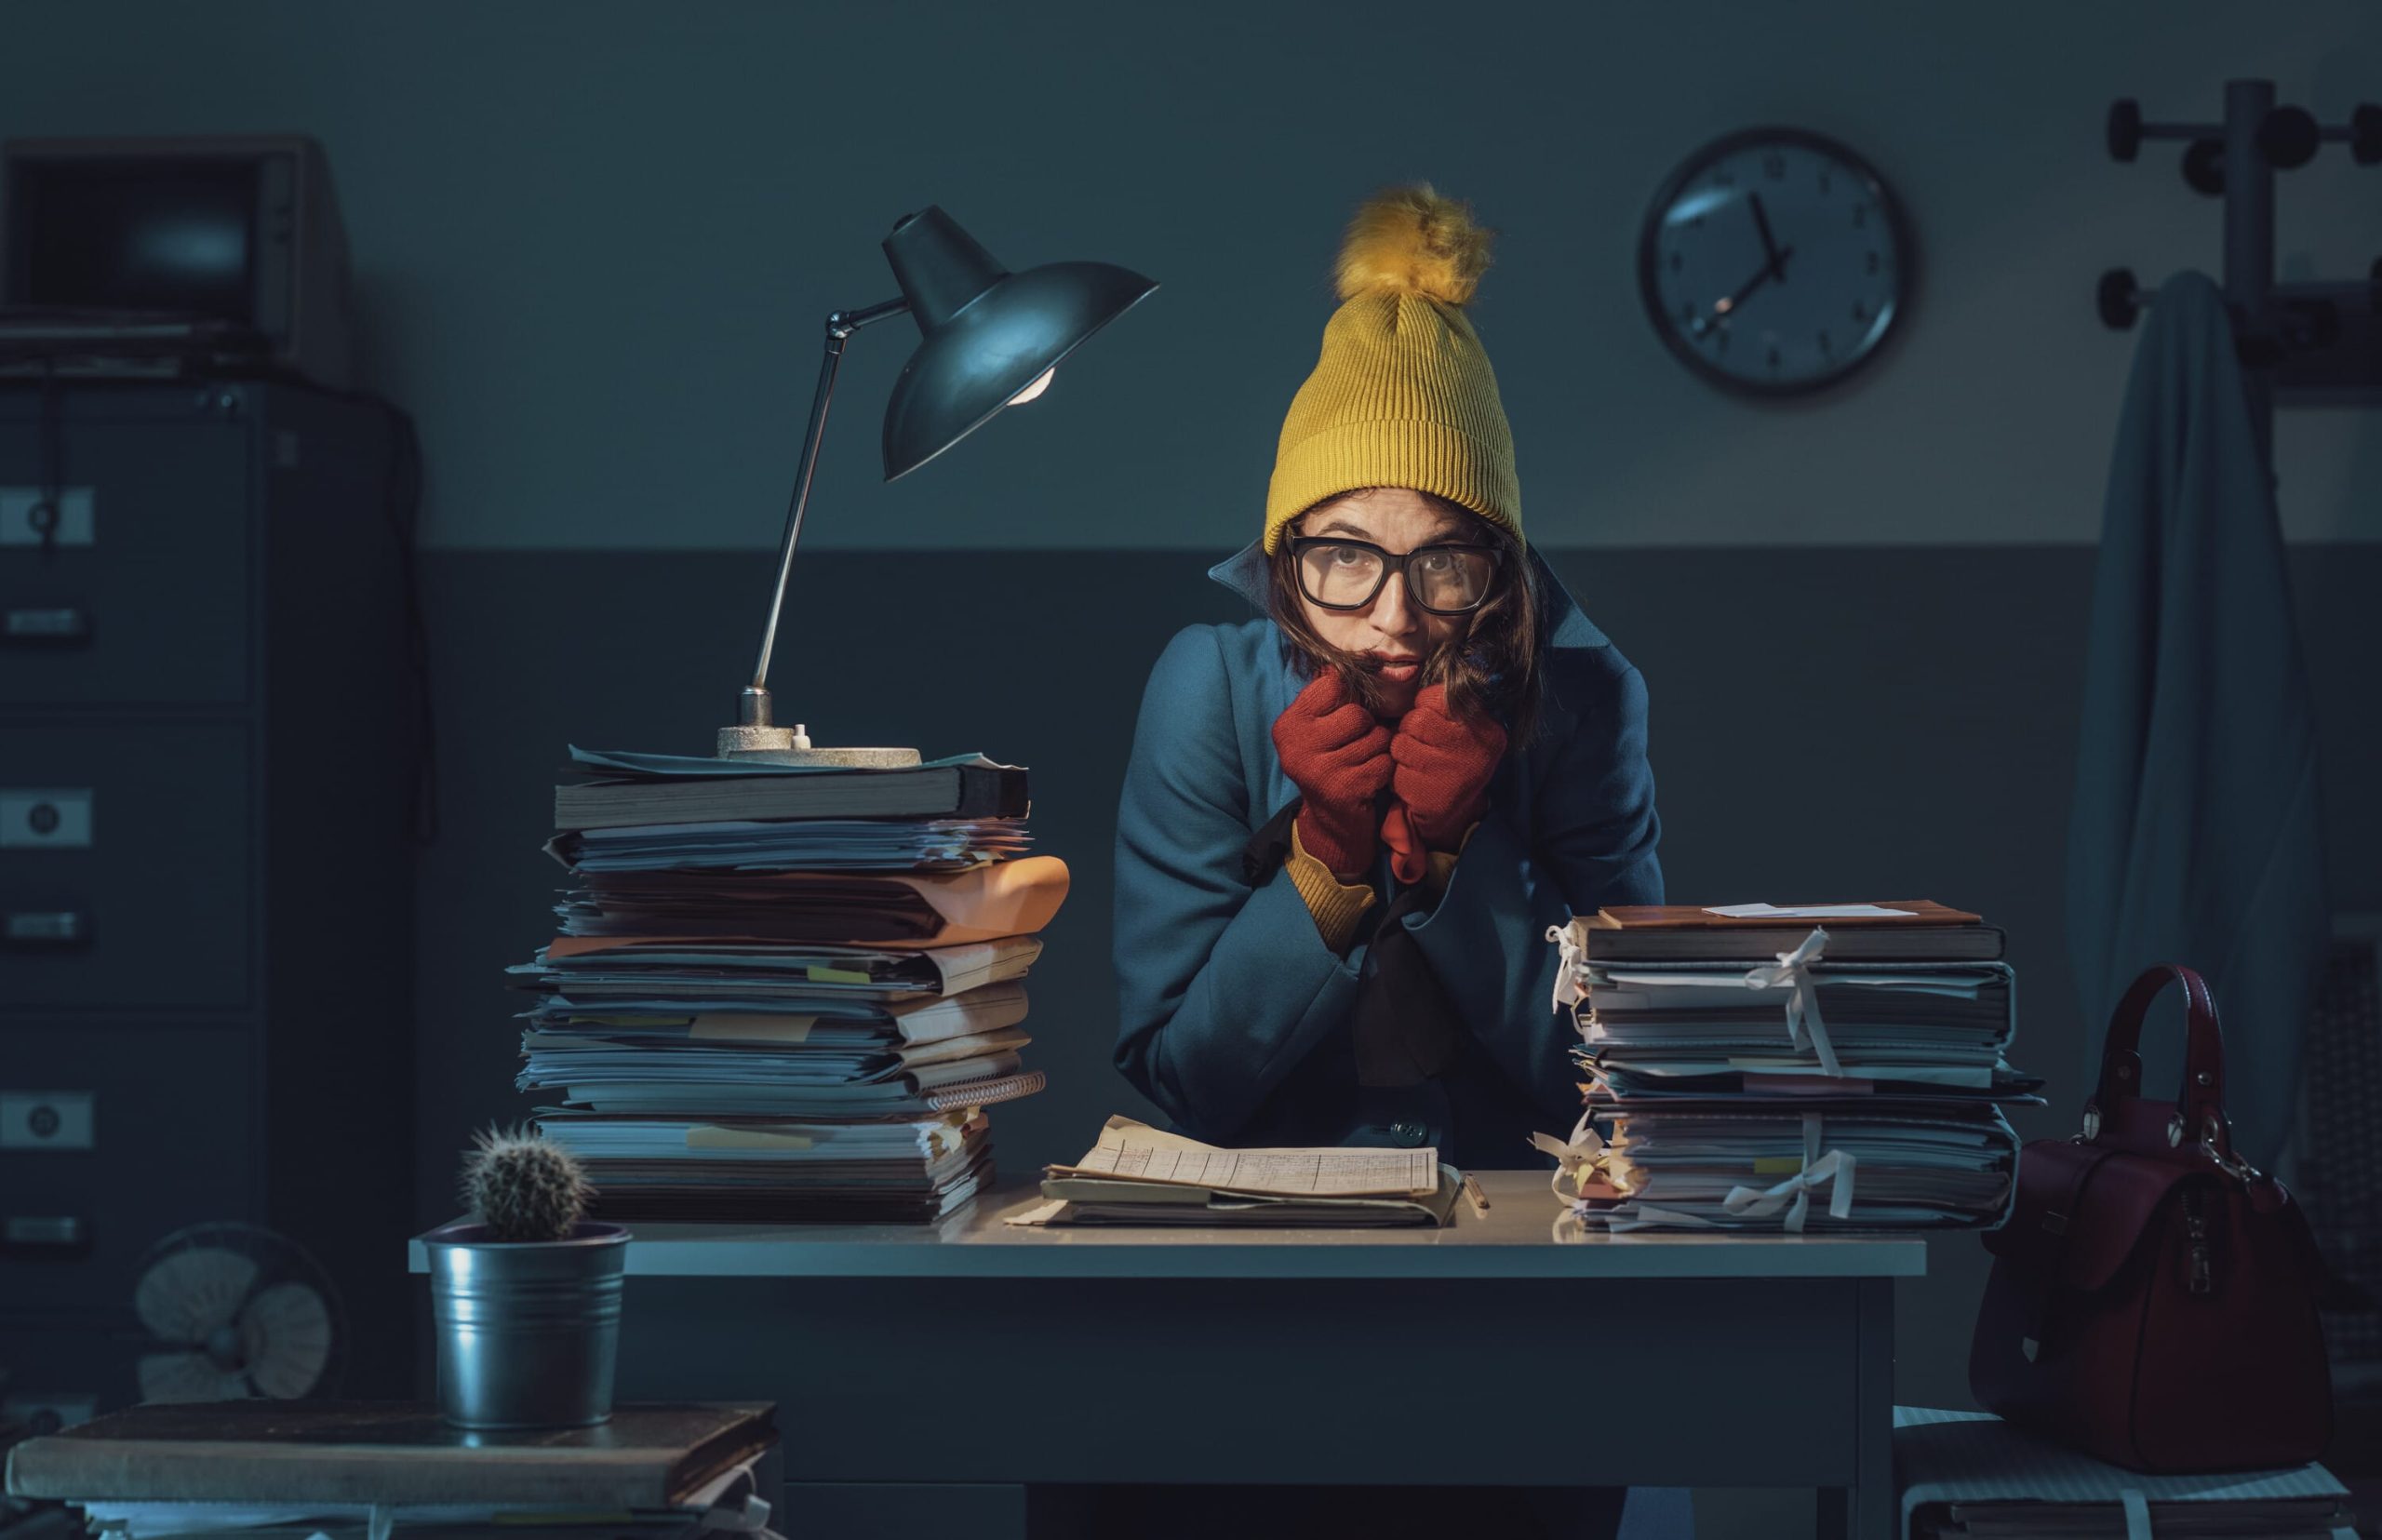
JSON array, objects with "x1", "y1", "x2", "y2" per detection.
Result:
[{"x1": 1286, "y1": 819, "x2": 1468, "y2": 952}]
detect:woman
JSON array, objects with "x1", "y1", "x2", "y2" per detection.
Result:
[{"x1": 1114, "y1": 184, "x2": 1665, "y2": 1175}]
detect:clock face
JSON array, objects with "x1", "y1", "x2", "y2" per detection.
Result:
[{"x1": 1639, "y1": 127, "x2": 1911, "y2": 395}]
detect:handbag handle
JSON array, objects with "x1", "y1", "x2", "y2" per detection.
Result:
[{"x1": 2086, "y1": 963, "x2": 2235, "y2": 1160}]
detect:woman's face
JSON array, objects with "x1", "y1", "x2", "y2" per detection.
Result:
[{"x1": 1291, "y1": 487, "x2": 1479, "y2": 716}]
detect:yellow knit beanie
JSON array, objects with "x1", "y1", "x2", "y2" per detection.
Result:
[{"x1": 1264, "y1": 183, "x2": 1522, "y2": 553}]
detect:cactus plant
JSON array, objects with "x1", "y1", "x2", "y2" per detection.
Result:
[{"x1": 461, "y1": 1125, "x2": 595, "y2": 1242}]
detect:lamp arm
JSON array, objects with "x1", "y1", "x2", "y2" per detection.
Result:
[{"x1": 742, "y1": 295, "x2": 915, "y2": 726}]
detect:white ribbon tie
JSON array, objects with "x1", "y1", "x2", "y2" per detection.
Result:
[
  {"x1": 1529, "y1": 1108, "x2": 1618, "y2": 1202},
  {"x1": 1745, "y1": 926, "x2": 1844, "y2": 1078},
  {"x1": 1720, "y1": 1112, "x2": 1857, "y2": 1233},
  {"x1": 1547, "y1": 922, "x2": 1588, "y2": 1017}
]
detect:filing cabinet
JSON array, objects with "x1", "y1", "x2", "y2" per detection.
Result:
[
  {"x1": 0, "y1": 1318, "x2": 114, "y2": 1434},
  {"x1": 0, "y1": 382, "x2": 416, "y2": 1407},
  {"x1": 5, "y1": 722, "x2": 252, "y2": 1010},
  {"x1": 0, "y1": 1025, "x2": 254, "y2": 1316},
  {"x1": 0, "y1": 421, "x2": 248, "y2": 706}
]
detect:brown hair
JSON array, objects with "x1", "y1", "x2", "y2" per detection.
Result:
[{"x1": 1267, "y1": 488, "x2": 1546, "y2": 747}]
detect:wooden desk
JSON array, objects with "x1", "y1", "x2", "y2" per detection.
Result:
[{"x1": 411, "y1": 1172, "x2": 1923, "y2": 1539}]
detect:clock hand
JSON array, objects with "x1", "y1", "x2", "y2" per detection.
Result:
[
  {"x1": 1711, "y1": 245, "x2": 1796, "y2": 318},
  {"x1": 1749, "y1": 193, "x2": 1787, "y2": 281}
]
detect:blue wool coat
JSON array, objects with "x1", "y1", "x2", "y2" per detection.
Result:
[{"x1": 1111, "y1": 539, "x2": 1665, "y2": 1170}]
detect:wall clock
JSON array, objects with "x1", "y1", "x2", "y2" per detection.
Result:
[{"x1": 1638, "y1": 127, "x2": 1912, "y2": 396}]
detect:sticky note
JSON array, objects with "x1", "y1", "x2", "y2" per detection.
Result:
[
  {"x1": 689, "y1": 1125, "x2": 817, "y2": 1151},
  {"x1": 806, "y1": 965, "x2": 873, "y2": 984}
]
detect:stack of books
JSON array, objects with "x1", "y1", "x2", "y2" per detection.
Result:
[
  {"x1": 506, "y1": 746, "x2": 1066, "y2": 1223},
  {"x1": 1544, "y1": 902, "x2": 2041, "y2": 1233},
  {"x1": 3, "y1": 1401, "x2": 782, "y2": 1540}
]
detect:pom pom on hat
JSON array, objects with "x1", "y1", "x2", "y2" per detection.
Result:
[
  {"x1": 1332, "y1": 183, "x2": 1495, "y2": 307},
  {"x1": 1265, "y1": 181, "x2": 1521, "y2": 551}
]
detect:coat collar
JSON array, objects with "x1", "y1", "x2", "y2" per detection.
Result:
[{"x1": 1205, "y1": 537, "x2": 1610, "y2": 650}]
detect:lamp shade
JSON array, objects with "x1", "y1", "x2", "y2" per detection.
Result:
[{"x1": 877, "y1": 207, "x2": 1158, "y2": 481}]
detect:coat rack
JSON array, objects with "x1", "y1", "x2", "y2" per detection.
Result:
[{"x1": 2095, "y1": 79, "x2": 2382, "y2": 475}]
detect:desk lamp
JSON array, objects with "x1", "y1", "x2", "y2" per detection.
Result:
[{"x1": 718, "y1": 206, "x2": 1157, "y2": 766}]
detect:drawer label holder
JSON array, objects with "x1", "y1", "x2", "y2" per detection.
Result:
[
  {"x1": 1, "y1": 788, "x2": 94, "y2": 849},
  {"x1": 0, "y1": 1091, "x2": 96, "y2": 1150},
  {"x1": 0, "y1": 488, "x2": 96, "y2": 548}
]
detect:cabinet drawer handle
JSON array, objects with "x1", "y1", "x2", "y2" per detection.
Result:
[
  {"x1": 2, "y1": 1214, "x2": 90, "y2": 1251},
  {"x1": 3, "y1": 909, "x2": 89, "y2": 946},
  {"x1": 3, "y1": 606, "x2": 91, "y2": 643}
]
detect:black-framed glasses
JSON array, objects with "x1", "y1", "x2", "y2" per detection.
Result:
[{"x1": 1288, "y1": 535, "x2": 1503, "y2": 614}]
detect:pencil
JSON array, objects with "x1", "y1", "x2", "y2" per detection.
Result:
[{"x1": 1462, "y1": 1172, "x2": 1491, "y2": 1218}]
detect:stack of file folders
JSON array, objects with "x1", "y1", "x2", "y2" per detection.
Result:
[
  {"x1": 507, "y1": 745, "x2": 1068, "y2": 1224},
  {"x1": 1543, "y1": 902, "x2": 2042, "y2": 1233}
]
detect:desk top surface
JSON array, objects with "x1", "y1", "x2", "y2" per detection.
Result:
[{"x1": 408, "y1": 1172, "x2": 1929, "y2": 1280}]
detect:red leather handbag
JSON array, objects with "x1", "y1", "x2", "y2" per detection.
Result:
[{"x1": 1969, "y1": 963, "x2": 2333, "y2": 1472}]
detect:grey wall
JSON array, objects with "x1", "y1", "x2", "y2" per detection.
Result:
[
  {"x1": 9, "y1": 0, "x2": 2382, "y2": 549},
  {"x1": 413, "y1": 542, "x2": 2382, "y2": 1424}
]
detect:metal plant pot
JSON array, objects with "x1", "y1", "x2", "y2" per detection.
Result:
[{"x1": 423, "y1": 1220, "x2": 629, "y2": 1428}]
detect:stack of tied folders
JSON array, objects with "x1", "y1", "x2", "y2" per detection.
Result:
[
  {"x1": 506, "y1": 745, "x2": 1067, "y2": 1223},
  {"x1": 1540, "y1": 902, "x2": 2043, "y2": 1233},
  {"x1": 1006, "y1": 1117, "x2": 1465, "y2": 1228}
]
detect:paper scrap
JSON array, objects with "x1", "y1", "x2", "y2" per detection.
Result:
[{"x1": 1003, "y1": 1199, "x2": 1068, "y2": 1226}]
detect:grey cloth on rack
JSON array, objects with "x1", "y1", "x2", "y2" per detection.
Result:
[{"x1": 2065, "y1": 270, "x2": 2330, "y2": 1171}]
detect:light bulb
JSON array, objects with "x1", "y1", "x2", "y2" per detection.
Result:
[{"x1": 1007, "y1": 367, "x2": 1055, "y2": 405}]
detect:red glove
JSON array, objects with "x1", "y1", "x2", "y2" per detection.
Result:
[
  {"x1": 1385, "y1": 684, "x2": 1507, "y2": 883},
  {"x1": 1270, "y1": 669, "x2": 1393, "y2": 880}
]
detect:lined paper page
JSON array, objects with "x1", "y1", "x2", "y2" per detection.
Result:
[{"x1": 1052, "y1": 1117, "x2": 1438, "y2": 1198}]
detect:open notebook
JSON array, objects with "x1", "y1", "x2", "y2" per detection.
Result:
[{"x1": 1008, "y1": 1117, "x2": 1464, "y2": 1228}]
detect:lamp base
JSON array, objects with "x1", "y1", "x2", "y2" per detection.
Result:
[{"x1": 715, "y1": 723, "x2": 921, "y2": 768}]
